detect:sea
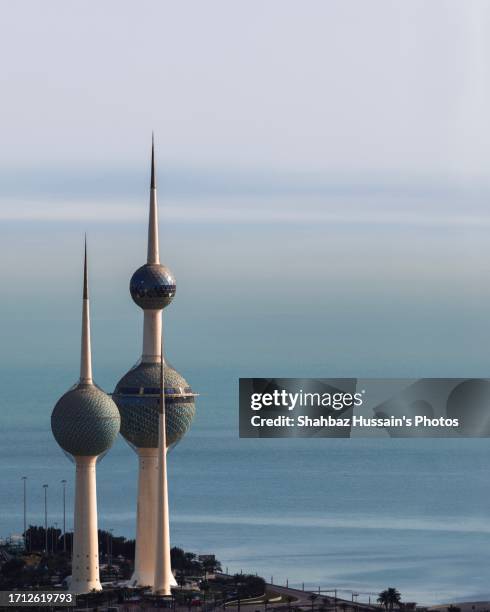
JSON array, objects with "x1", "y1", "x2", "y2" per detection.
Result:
[{"x1": 1, "y1": 364, "x2": 490, "y2": 607}]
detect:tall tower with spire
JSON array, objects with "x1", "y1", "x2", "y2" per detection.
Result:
[
  {"x1": 113, "y1": 138, "x2": 196, "y2": 588},
  {"x1": 51, "y1": 240, "x2": 120, "y2": 595}
]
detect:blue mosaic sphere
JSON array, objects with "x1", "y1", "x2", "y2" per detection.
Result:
[
  {"x1": 130, "y1": 263, "x2": 176, "y2": 310},
  {"x1": 51, "y1": 384, "x2": 121, "y2": 456},
  {"x1": 113, "y1": 362, "x2": 195, "y2": 449}
]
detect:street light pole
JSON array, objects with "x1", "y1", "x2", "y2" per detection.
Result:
[
  {"x1": 43, "y1": 484, "x2": 48, "y2": 554},
  {"x1": 61, "y1": 480, "x2": 67, "y2": 553},
  {"x1": 21, "y1": 477, "x2": 27, "y2": 551},
  {"x1": 54, "y1": 522, "x2": 58, "y2": 553},
  {"x1": 352, "y1": 592, "x2": 359, "y2": 612}
]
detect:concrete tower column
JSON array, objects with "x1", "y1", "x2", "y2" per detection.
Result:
[
  {"x1": 131, "y1": 447, "x2": 159, "y2": 586},
  {"x1": 71, "y1": 456, "x2": 101, "y2": 594},
  {"x1": 142, "y1": 310, "x2": 162, "y2": 363},
  {"x1": 153, "y1": 353, "x2": 172, "y2": 595}
]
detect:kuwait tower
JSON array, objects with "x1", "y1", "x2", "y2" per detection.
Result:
[
  {"x1": 113, "y1": 137, "x2": 196, "y2": 588},
  {"x1": 51, "y1": 241, "x2": 120, "y2": 594}
]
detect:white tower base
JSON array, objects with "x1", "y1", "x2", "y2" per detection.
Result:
[
  {"x1": 153, "y1": 412, "x2": 172, "y2": 595},
  {"x1": 131, "y1": 448, "x2": 158, "y2": 587},
  {"x1": 131, "y1": 447, "x2": 177, "y2": 588},
  {"x1": 71, "y1": 456, "x2": 102, "y2": 594}
]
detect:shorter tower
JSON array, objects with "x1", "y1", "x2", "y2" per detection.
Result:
[{"x1": 51, "y1": 241, "x2": 120, "y2": 595}]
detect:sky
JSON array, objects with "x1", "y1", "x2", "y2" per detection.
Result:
[
  {"x1": 1, "y1": 1, "x2": 490, "y2": 377},
  {"x1": 0, "y1": 1, "x2": 490, "y2": 176}
]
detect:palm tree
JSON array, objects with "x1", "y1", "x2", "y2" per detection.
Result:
[
  {"x1": 377, "y1": 589, "x2": 401, "y2": 612},
  {"x1": 378, "y1": 591, "x2": 390, "y2": 611},
  {"x1": 387, "y1": 588, "x2": 401, "y2": 611},
  {"x1": 201, "y1": 556, "x2": 222, "y2": 580}
]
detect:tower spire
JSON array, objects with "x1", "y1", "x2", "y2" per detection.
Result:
[
  {"x1": 151, "y1": 132, "x2": 156, "y2": 189},
  {"x1": 83, "y1": 234, "x2": 88, "y2": 300},
  {"x1": 80, "y1": 236, "x2": 93, "y2": 385},
  {"x1": 147, "y1": 134, "x2": 160, "y2": 264}
]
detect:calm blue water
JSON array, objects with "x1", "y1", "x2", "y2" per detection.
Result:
[{"x1": 1, "y1": 365, "x2": 490, "y2": 606}]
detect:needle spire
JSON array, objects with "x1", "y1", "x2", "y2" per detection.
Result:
[
  {"x1": 80, "y1": 236, "x2": 93, "y2": 385},
  {"x1": 147, "y1": 134, "x2": 160, "y2": 264},
  {"x1": 151, "y1": 132, "x2": 156, "y2": 190}
]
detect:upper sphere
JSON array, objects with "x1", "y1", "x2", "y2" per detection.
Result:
[
  {"x1": 130, "y1": 263, "x2": 176, "y2": 309},
  {"x1": 51, "y1": 384, "x2": 120, "y2": 456}
]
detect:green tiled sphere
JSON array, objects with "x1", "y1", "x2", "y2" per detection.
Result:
[
  {"x1": 113, "y1": 362, "x2": 195, "y2": 449},
  {"x1": 51, "y1": 384, "x2": 121, "y2": 456}
]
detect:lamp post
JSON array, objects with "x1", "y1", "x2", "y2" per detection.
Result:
[
  {"x1": 53, "y1": 522, "x2": 58, "y2": 553},
  {"x1": 21, "y1": 476, "x2": 27, "y2": 551},
  {"x1": 61, "y1": 480, "x2": 67, "y2": 553},
  {"x1": 43, "y1": 484, "x2": 48, "y2": 554}
]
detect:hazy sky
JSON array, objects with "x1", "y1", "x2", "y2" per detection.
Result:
[
  {"x1": 1, "y1": 1, "x2": 490, "y2": 178},
  {"x1": 1, "y1": 1, "x2": 490, "y2": 378}
]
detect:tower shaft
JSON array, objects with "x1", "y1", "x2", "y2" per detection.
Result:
[
  {"x1": 131, "y1": 445, "x2": 177, "y2": 589},
  {"x1": 71, "y1": 456, "x2": 101, "y2": 594},
  {"x1": 131, "y1": 447, "x2": 158, "y2": 587},
  {"x1": 153, "y1": 353, "x2": 172, "y2": 595},
  {"x1": 142, "y1": 310, "x2": 162, "y2": 363}
]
